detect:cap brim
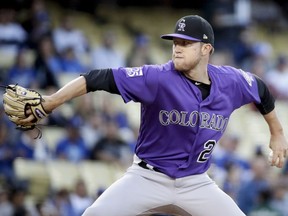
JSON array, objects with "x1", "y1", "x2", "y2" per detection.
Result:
[{"x1": 161, "y1": 33, "x2": 201, "y2": 42}]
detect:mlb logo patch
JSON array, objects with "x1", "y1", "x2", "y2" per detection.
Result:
[{"x1": 125, "y1": 67, "x2": 143, "y2": 77}]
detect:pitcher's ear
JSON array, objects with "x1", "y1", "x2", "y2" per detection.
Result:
[{"x1": 202, "y1": 43, "x2": 213, "y2": 55}]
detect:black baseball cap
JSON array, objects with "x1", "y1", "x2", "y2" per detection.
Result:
[{"x1": 161, "y1": 15, "x2": 214, "y2": 47}]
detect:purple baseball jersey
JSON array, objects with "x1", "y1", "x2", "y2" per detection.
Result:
[{"x1": 112, "y1": 61, "x2": 260, "y2": 178}]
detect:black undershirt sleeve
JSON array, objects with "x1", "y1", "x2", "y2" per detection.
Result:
[
  {"x1": 254, "y1": 75, "x2": 275, "y2": 115},
  {"x1": 81, "y1": 68, "x2": 120, "y2": 94}
]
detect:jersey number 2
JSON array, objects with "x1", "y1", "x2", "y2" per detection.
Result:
[{"x1": 197, "y1": 140, "x2": 216, "y2": 163}]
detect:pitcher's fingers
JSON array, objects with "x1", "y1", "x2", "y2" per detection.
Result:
[
  {"x1": 25, "y1": 105, "x2": 32, "y2": 115},
  {"x1": 272, "y1": 152, "x2": 278, "y2": 166},
  {"x1": 25, "y1": 109, "x2": 32, "y2": 115},
  {"x1": 277, "y1": 153, "x2": 285, "y2": 168},
  {"x1": 18, "y1": 115, "x2": 35, "y2": 125},
  {"x1": 284, "y1": 149, "x2": 288, "y2": 158}
]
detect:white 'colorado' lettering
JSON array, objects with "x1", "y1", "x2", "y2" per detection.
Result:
[{"x1": 159, "y1": 109, "x2": 229, "y2": 133}]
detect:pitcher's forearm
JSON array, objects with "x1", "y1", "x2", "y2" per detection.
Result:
[
  {"x1": 44, "y1": 76, "x2": 87, "y2": 112},
  {"x1": 264, "y1": 110, "x2": 284, "y2": 136}
]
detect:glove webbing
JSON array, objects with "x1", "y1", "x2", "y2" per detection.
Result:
[{"x1": 6, "y1": 84, "x2": 43, "y2": 103}]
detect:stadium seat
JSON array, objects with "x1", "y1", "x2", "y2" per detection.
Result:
[
  {"x1": 0, "y1": 52, "x2": 15, "y2": 69},
  {"x1": 78, "y1": 160, "x2": 119, "y2": 197},
  {"x1": 46, "y1": 160, "x2": 81, "y2": 191},
  {"x1": 14, "y1": 158, "x2": 50, "y2": 199},
  {"x1": 42, "y1": 127, "x2": 66, "y2": 152}
]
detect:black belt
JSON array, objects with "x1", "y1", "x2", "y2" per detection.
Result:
[{"x1": 138, "y1": 161, "x2": 161, "y2": 173}]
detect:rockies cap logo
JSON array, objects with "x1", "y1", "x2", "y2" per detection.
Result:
[{"x1": 177, "y1": 18, "x2": 186, "y2": 32}]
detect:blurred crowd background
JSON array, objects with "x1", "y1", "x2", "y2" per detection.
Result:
[{"x1": 0, "y1": 0, "x2": 288, "y2": 215}]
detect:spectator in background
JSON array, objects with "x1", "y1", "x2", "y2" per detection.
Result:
[
  {"x1": 4, "y1": 49, "x2": 37, "y2": 88},
  {"x1": 90, "y1": 30, "x2": 125, "y2": 69},
  {"x1": 0, "y1": 187, "x2": 13, "y2": 216},
  {"x1": 9, "y1": 187, "x2": 33, "y2": 216},
  {"x1": 213, "y1": 134, "x2": 250, "y2": 170},
  {"x1": 101, "y1": 97, "x2": 130, "y2": 129},
  {"x1": 55, "y1": 116, "x2": 89, "y2": 163},
  {"x1": 211, "y1": 134, "x2": 250, "y2": 192},
  {"x1": 21, "y1": 0, "x2": 52, "y2": 50},
  {"x1": 53, "y1": 189, "x2": 76, "y2": 216},
  {"x1": 74, "y1": 94, "x2": 96, "y2": 121},
  {"x1": 34, "y1": 35, "x2": 60, "y2": 90},
  {"x1": 14, "y1": 130, "x2": 52, "y2": 161},
  {"x1": 232, "y1": 26, "x2": 254, "y2": 67},
  {"x1": 265, "y1": 54, "x2": 288, "y2": 100},
  {"x1": 242, "y1": 41, "x2": 273, "y2": 78},
  {"x1": 222, "y1": 163, "x2": 242, "y2": 201},
  {"x1": 53, "y1": 13, "x2": 89, "y2": 58},
  {"x1": 248, "y1": 189, "x2": 282, "y2": 216},
  {"x1": 271, "y1": 178, "x2": 288, "y2": 216},
  {"x1": 0, "y1": 7, "x2": 27, "y2": 56},
  {"x1": 80, "y1": 110, "x2": 105, "y2": 150},
  {"x1": 204, "y1": 0, "x2": 251, "y2": 51},
  {"x1": 70, "y1": 179, "x2": 93, "y2": 216},
  {"x1": 73, "y1": 94, "x2": 103, "y2": 149},
  {"x1": 34, "y1": 199, "x2": 59, "y2": 216},
  {"x1": 0, "y1": 107, "x2": 19, "y2": 143},
  {"x1": 237, "y1": 156, "x2": 272, "y2": 214},
  {"x1": 0, "y1": 123, "x2": 15, "y2": 184},
  {"x1": 126, "y1": 33, "x2": 153, "y2": 67},
  {"x1": 91, "y1": 120, "x2": 133, "y2": 167},
  {"x1": 59, "y1": 47, "x2": 87, "y2": 73},
  {"x1": 33, "y1": 188, "x2": 70, "y2": 216}
]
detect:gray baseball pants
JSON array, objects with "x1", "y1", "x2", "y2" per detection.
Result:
[{"x1": 82, "y1": 161, "x2": 245, "y2": 216}]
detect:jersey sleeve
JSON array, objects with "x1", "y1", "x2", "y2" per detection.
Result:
[
  {"x1": 234, "y1": 68, "x2": 261, "y2": 108},
  {"x1": 253, "y1": 75, "x2": 275, "y2": 114},
  {"x1": 112, "y1": 65, "x2": 159, "y2": 104}
]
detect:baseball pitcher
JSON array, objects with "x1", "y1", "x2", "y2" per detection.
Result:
[{"x1": 3, "y1": 15, "x2": 287, "y2": 216}]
